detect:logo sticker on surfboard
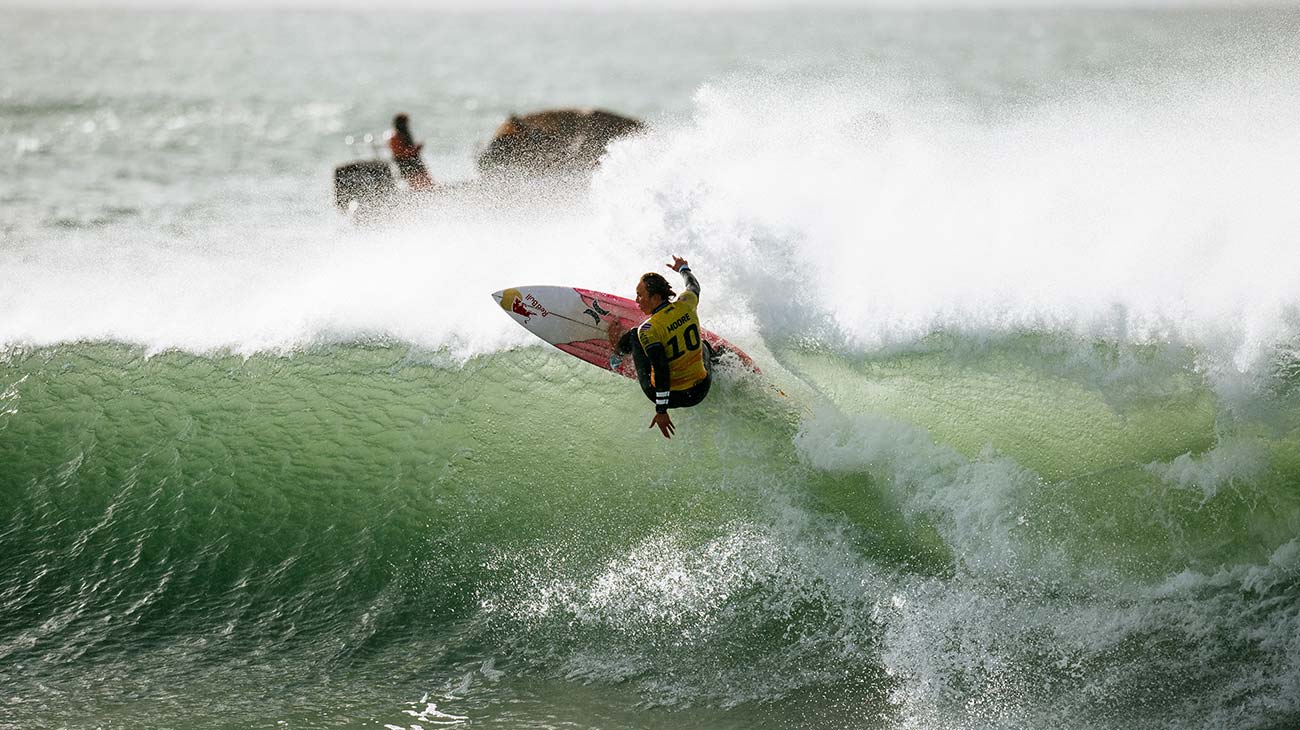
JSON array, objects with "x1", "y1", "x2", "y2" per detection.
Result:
[
  {"x1": 581, "y1": 296, "x2": 611, "y2": 324},
  {"x1": 498, "y1": 288, "x2": 555, "y2": 322},
  {"x1": 499, "y1": 288, "x2": 532, "y2": 320}
]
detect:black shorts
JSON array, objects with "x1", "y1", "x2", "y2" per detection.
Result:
[{"x1": 625, "y1": 334, "x2": 713, "y2": 409}]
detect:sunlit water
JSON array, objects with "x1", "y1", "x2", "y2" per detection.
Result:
[{"x1": 2, "y1": 8, "x2": 1300, "y2": 730}]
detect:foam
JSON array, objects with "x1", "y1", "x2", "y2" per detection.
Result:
[
  {"x1": 794, "y1": 403, "x2": 1300, "y2": 729},
  {"x1": 593, "y1": 72, "x2": 1300, "y2": 375},
  {"x1": 4, "y1": 71, "x2": 1298, "y2": 380},
  {"x1": 1146, "y1": 436, "x2": 1270, "y2": 503}
]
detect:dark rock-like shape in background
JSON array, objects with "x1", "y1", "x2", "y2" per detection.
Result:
[
  {"x1": 333, "y1": 108, "x2": 645, "y2": 223},
  {"x1": 477, "y1": 108, "x2": 644, "y2": 176},
  {"x1": 333, "y1": 159, "x2": 397, "y2": 214}
]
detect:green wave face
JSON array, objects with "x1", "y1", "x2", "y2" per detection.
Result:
[
  {"x1": 782, "y1": 335, "x2": 1300, "y2": 578},
  {"x1": 2, "y1": 339, "x2": 1298, "y2": 729}
]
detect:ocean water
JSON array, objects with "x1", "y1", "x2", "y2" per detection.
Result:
[{"x1": 3, "y1": 7, "x2": 1300, "y2": 730}]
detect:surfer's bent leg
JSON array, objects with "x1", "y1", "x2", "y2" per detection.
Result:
[
  {"x1": 667, "y1": 340, "x2": 713, "y2": 409},
  {"x1": 666, "y1": 373, "x2": 711, "y2": 409},
  {"x1": 623, "y1": 328, "x2": 713, "y2": 409}
]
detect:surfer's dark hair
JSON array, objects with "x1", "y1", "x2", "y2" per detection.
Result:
[{"x1": 640, "y1": 272, "x2": 674, "y2": 300}]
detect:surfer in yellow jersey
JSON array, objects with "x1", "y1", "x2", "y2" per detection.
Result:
[{"x1": 607, "y1": 255, "x2": 712, "y2": 438}]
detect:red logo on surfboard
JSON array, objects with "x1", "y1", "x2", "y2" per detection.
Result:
[{"x1": 511, "y1": 297, "x2": 531, "y2": 319}]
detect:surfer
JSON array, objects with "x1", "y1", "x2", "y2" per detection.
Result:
[
  {"x1": 387, "y1": 113, "x2": 434, "y2": 190},
  {"x1": 607, "y1": 256, "x2": 712, "y2": 439}
]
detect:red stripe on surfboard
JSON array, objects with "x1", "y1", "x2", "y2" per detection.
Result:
[{"x1": 555, "y1": 339, "x2": 637, "y2": 380}]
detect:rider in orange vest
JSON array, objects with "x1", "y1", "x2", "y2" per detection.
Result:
[{"x1": 388, "y1": 113, "x2": 433, "y2": 191}]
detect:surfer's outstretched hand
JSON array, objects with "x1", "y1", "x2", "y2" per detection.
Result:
[
  {"x1": 606, "y1": 320, "x2": 625, "y2": 347},
  {"x1": 650, "y1": 412, "x2": 675, "y2": 439},
  {"x1": 668, "y1": 255, "x2": 689, "y2": 273}
]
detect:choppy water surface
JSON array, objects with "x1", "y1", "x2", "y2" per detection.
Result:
[{"x1": 2, "y1": 7, "x2": 1300, "y2": 730}]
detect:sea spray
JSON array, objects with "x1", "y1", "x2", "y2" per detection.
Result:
[
  {"x1": 592, "y1": 72, "x2": 1300, "y2": 376},
  {"x1": 4, "y1": 11, "x2": 1300, "y2": 728}
]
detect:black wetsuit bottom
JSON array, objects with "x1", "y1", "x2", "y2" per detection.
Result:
[{"x1": 621, "y1": 332, "x2": 713, "y2": 409}]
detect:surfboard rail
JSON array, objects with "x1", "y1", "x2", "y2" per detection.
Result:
[{"x1": 491, "y1": 284, "x2": 757, "y2": 379}]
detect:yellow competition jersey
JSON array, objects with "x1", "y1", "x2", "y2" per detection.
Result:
[{"x1": 637, "y1": 290, "x2": 708, "y2": 391}]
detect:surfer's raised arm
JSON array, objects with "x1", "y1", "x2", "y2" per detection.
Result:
[{"x1": 669, "y1": 255, "x2": 699, "y2": 297}]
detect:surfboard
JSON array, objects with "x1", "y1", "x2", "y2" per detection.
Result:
[{"x1": 490, "y1": 285, "x2": 757, "y2": 379}]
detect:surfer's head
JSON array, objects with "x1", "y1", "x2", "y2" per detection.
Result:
[
  {"x1": 636, "y1": 273, "x2": 674, "y2": 314},
  {"x1": 393, "y1": 113, "x2": 413, "y2": 143}
]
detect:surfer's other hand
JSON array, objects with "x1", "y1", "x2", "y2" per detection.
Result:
[
  {"x1": 607, "y1": 321, "x2": 624, "y2": 347},
  {"x1": 650, "y1": 412, "x2": 675, "y2": 438},
  {"x1": 668, "y1": 255, "x2": 688, "y2": 272}
]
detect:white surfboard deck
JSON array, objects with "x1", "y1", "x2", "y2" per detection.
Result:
[{"x1": 490, "y1": 284, "x2": 756, "y2": 379}]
